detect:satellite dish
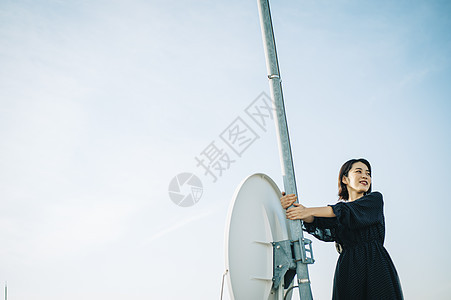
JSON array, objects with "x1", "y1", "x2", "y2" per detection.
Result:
[{"x1": 225, "y1": 173, "x2": 293, "y2": 300}]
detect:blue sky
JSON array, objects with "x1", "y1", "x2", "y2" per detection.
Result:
[{"x1": 1, "y1": 0, "x2": 450, "y2": 299}]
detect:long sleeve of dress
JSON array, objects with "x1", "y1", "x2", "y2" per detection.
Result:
[
  {"x1": 302, "y1": 216, "x2": 338, "y2": 242},
  {"x1": 329, "y1": 191, "x2": 384, "y2": 229}
]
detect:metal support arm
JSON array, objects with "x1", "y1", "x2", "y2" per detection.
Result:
[{"x1": 272, "y1": 238, "x2": 314, "y2": 292}]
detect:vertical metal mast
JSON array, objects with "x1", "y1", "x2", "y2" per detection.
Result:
[{"x1": 257, "y1": 0, "x2": 314, "y2": 299}]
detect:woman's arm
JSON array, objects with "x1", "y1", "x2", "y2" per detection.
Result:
[
  {"x1": 280, "y1": 193, "x2": 336, "y2": 222},
  {"x1": 286, "y1": 204, "x2": 336, "y2": 222}
]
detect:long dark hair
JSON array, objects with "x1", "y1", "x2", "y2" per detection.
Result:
[{"x1": 338, "y1": 158, "x2": 372, "y2": 200}]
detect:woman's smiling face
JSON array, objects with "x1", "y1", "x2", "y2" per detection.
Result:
[{"x1": 342, "y1": 161, "x2": 372, "y2": 196}]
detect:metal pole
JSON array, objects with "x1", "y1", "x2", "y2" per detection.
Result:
[{"x1": 256, "y1": 1, "x2": 313, "y2": 299}]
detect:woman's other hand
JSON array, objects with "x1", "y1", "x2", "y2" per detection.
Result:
[
  {"x1": 286, "y1": 203, "x2": 313, "y2": 222},
  {"x1": 280, "y1": 192, "x2": 297, "y2": 209}
]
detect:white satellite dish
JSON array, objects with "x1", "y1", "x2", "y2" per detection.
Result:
[{"x1": 225, "y1": 173, "x2": 294, "y2": 300}]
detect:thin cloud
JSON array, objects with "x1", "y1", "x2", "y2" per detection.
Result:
[{"x1": 146, "y1": 209, "x2": 216, "y2": 244}]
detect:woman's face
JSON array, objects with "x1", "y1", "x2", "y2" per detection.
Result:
[{"x1": 342, "y1": 161, "x2": 372, "y2": 195}]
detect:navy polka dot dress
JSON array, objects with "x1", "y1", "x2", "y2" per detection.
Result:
[{"x1": 303, "y1": 192, "x2": 403, "y2": 299}]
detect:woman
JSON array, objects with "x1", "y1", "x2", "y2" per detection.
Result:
[{"x1": 280, "y1": 158, "x2": 403, "y2": 299}]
